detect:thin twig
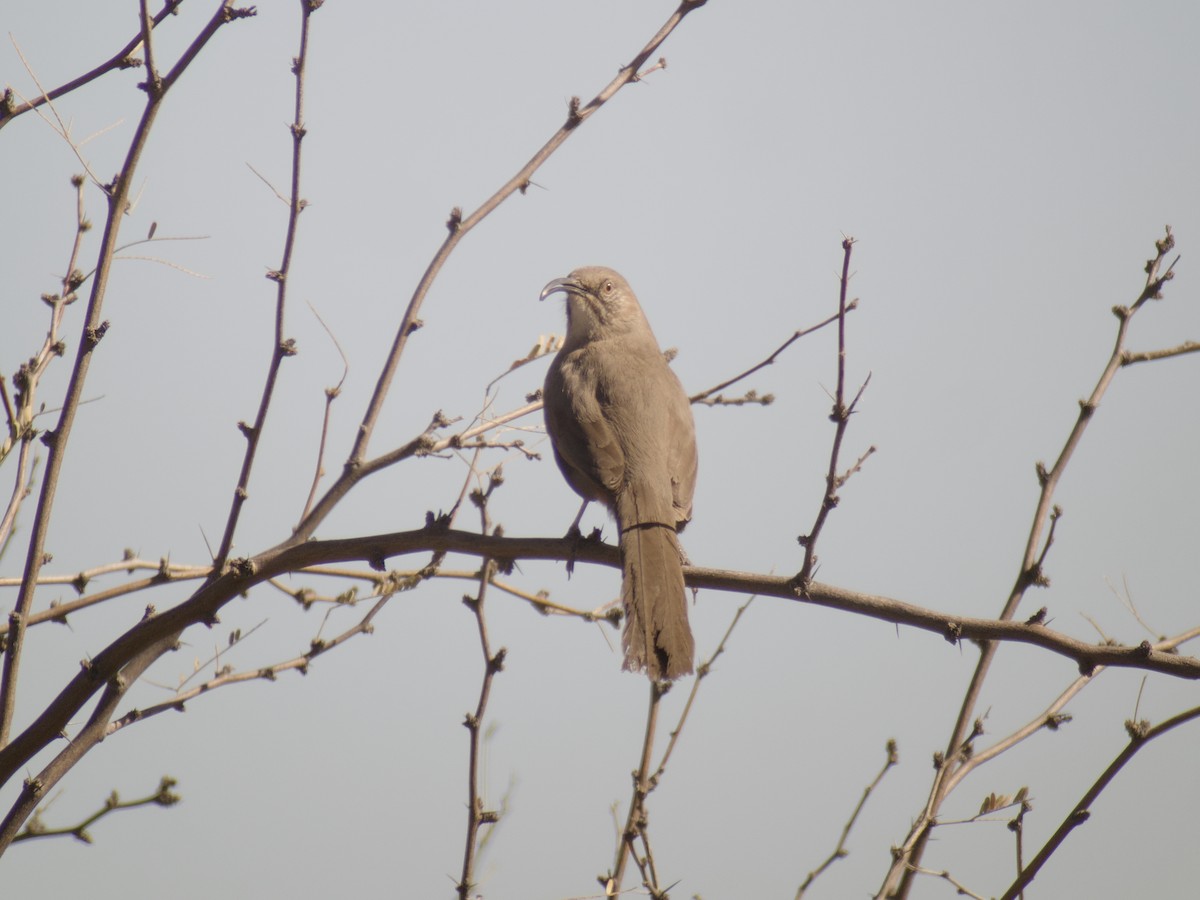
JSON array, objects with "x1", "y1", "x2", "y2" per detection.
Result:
[
  {"x1": 655, "y1": 595, "x2": 756, "y2": 779},
  {"x1": 212, "y1": 0, "x2": 314, "y2": 570},
  {"x1": 1120, "y1": 340, "x2": 1200, "y2": 364},
  {"x1": 13, "y1": 776, "x2": 179, "y2": 844},
  {"x1": 904, "y1": 864, "x2": 989, "y2": 900},
  {"x1": 689, "y1": 303, "x2": 854, "y2": 403},
  {"x1": 797, "y1": 237, "x2": 870, "y2": 588},
  {"x1": 456, "y1": 464, "x2": 506, "y2": 900},
  {"x1": 796, "y1": 740, "x2": 899, "y2": 898},
  {"x1": 608, "y1": 680, "x2": 664, "y2": 897},
  {"x1": 0, "y1": 440, "x2": 34, "y2": 558},
  {"x1": 6, "y1": 39, "x2": 108, "y2": 186},
  {"x1": 0, "y1": 174, "x2": 89, "y2": 548},
  {"x1": 106, "y1": 595, "x2": 389, "y2": 737},
  {"x1": 299, "y1": 301, "x2": 350, "y2": 522}
]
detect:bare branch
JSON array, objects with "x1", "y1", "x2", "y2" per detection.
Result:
[
  {"x1": 0, "y1": 0, "x2": 186, "y2": 132},
  {"x1": 294, "y1": 0, "x2": 711, "y2": 542},
  {"x1": 0, "y1": 0, "x2": 251, "y2": 750},
  {"x1": 608, "y1": 680, "x2": 665, "y2": 896},
  {"x1": 456, "y1": 463, "x2": 506, "y2": 900},
  {"x1": 212, "y1": 0, "x2": 313, "y2": 570},
  {"x1": 298, "y1": 302, "x2": 350, "y2": 522},
  {"x1": 13, "y1": 776, "x2": 179, "y2": 845},
  {"x1": 689, "y1": 303, "x2": 854, "y2": 404},
  {"x1": 798, "y1": 237, "x2": 869, "y2": 588},
  {"x1": 1120, "y1": 339, "x2": 1200, "y2": 365},
  {"x1": 796, "y1": 739, "x2": 898, "y2": 898},
  {"x1": 1000, "y1": 704, "x2": 1200, "y2": 900},
  {"x1": 885, "y1": 226, "x2": 1183, "y2": 898}
]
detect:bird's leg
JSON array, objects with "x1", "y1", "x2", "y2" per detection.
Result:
[
  {"x1": 565, "y1": 499, "x2": 589, "y2": 577},
  {"x1": 676, "y1": 536, "x2": 698, "y2": 603}
]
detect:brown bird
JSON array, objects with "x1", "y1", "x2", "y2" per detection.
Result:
[{"x1": 541, "y1": 266, "x2": 697, "y2": 680}]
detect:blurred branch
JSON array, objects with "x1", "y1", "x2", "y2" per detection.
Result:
[
  {"x1": 0, "y1": 174, "x2": 89, "y2": 548},
  {"x1": 1120, "y1": 339, "x2": 1200, "y2": 365},
  {"x1": 0, "y1": 439, "x2": 35, "y2": 560},
  {"x1": 691, "y1": 388, "x2": 774, "y2": 407},
  {"x1": 905, "y1": 865, "x2": 988, "y2": 900},
  {"x1": 299, "y1": 302, "x2": 350, "y2": 522},
  {"x1": 13, "y1": 776, "x2": 180, "y2": 845}
]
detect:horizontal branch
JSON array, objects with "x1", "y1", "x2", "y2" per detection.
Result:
[
  {"x1": 4, "y1": 528, "x2": 1199, "y2": 788},
  {"x1": 253, "y1": 530, "x2": 1200, "y2": 681},
  {"x1": 13, "y1": 776, "x2": 178, "y2": 844},
  {"x1": 1120, "y1": 340, "x2": 1200, "y2": 365}
]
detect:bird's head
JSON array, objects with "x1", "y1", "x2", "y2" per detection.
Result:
[{"x1": 540, "y1": 266, "x2": 649, "y2": 345}]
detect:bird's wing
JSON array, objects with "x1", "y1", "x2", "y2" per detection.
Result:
[
  {"x1": 545, "y1": 355, "x2": 626, "y2": 502},
  {"x1": 665, "y1": 369, "x2": 697, "y2": 525}
]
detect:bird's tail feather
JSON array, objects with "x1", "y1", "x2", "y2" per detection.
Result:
[{"x1": 617, "y1": 492, "x2": 694, "y2": 680}]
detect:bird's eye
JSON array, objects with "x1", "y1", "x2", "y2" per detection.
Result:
[{"x1": 602, "y1": 280, "x2": 614, "y2": 294}]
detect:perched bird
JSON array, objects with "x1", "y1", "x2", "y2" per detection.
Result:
[{"x1": 540, "y1": 266, "x2": 698, "y2": 680}]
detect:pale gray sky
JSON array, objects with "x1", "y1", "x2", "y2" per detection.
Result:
[{"x1": 2, "y1": 2, "x2": 1199, "y2": 897}]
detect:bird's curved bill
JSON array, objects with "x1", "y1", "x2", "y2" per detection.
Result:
[{"x1": 539, "y1": 276, "x2": 581, "y2": 302}]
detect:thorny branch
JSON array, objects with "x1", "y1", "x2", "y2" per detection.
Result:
[
  {"x1": 2, "y1": 0, "x2": 1195, "y2": 890},
  {"x1": 0, "y1": 175, "x2": 89, "y2": 553},
  {"x1": 797, "y1": 236, "x2": 873, "y2": 588},
  {"x1": 212, "y1": 0, "x2": 313, "y2": 571},
  {"x1": 456, "y1": 464, "x2": 506, "y2": 900},
  {"x1": 606, "y1": 594, "x2": 759, "y2": 897},
  {"x1": 6, "y1": 522, "x2": 1200, "y2": 810},
  {"x1": 796, "y1": 740, "x2": 899, "y2": 898},
  {"x1": 1000, "y1": 704, "x2": 1200, "y2": 900},
  {"x1": 689, "y1": 303, "x2": 855, "y2": 404},
  {"x1": 291, "y1": 0, "x2": 710, "y2": 541},
  {"x1": 882, "y1": 226, "x2": 1186, "y2": 899},
  {"x1": 0, "y1": 0, "x2": 187, "y2": 132},
  {"x1": 608, "y1": 680, "x2": 665, "y2": 897},
  {"x1": 0, "y1": 0, "x2": 252, "y2": 753},
  {"x1": 105, "y1": 593, "x2": 391, "y2": 738}
]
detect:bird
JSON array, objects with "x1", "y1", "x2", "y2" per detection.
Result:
[{"x1": 540, "y1": 266, "x2": 697, "y2": 680}]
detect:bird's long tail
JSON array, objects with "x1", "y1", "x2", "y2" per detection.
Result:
[{"x1": 617, "y1": 490, "x2": 694, "y2": 680}]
